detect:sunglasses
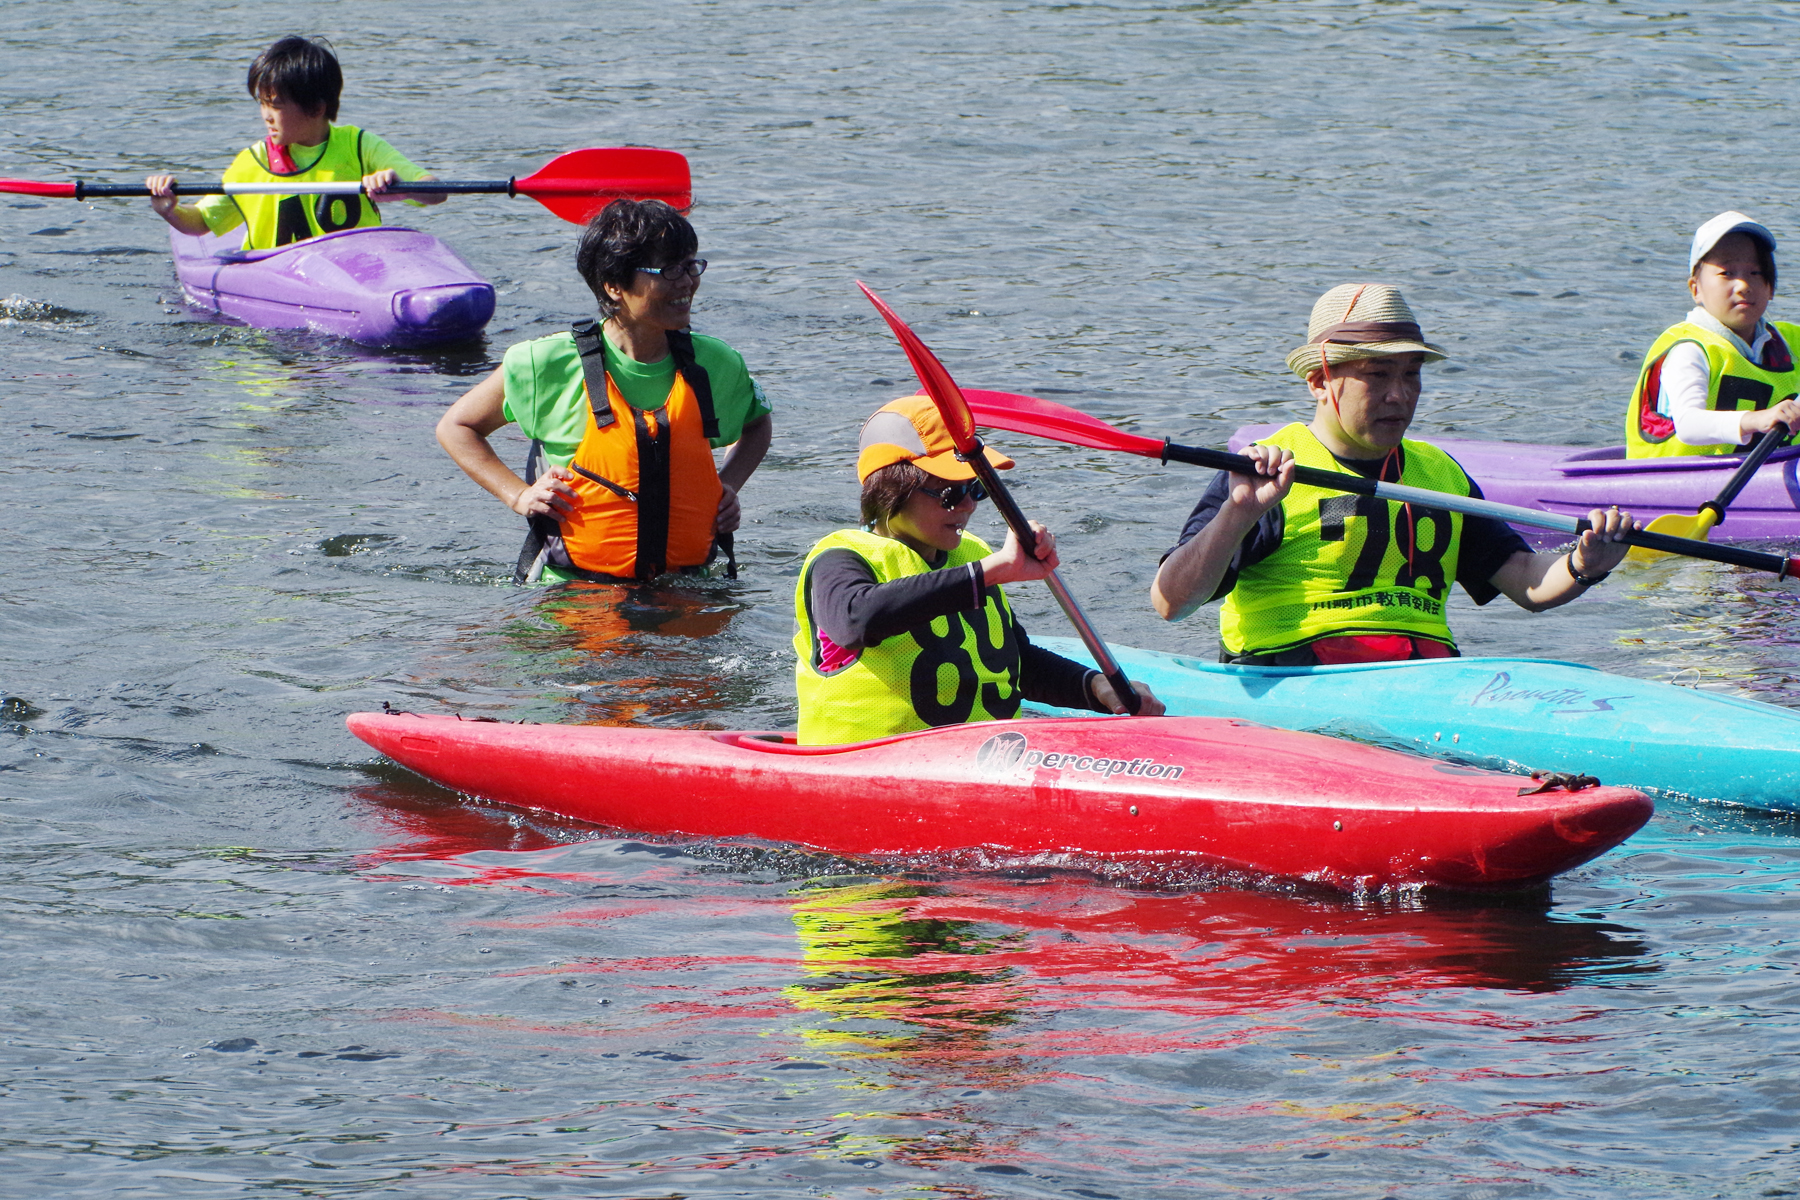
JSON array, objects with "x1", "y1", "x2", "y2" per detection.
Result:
[
  {"x1": 918, "y1": 479, "x2": 987, "y2": 509},
  {"x1": 637, "y1": 259, "x2": 707, "y2": 280}
]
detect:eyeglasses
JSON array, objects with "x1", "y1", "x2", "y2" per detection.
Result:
[
  {"x1": 918, "y1": 479, "x2": 987, "y2": 509},
  {"x1": 637, "y1": 259, "x2": 707, "y2": 281}
]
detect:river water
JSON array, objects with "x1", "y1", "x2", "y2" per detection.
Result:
[{"x1": 4, "y1": 2, "x2": 1800, "y2": 1197}]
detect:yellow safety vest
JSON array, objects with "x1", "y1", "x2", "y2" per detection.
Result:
[
  {"x1": 1625, "y1": 320, "x2": 1800, "y2": 458},
  {"x1": 1220, "y1": 423, "x2": 1469, "y2": 658},
  {"x1": 223, "y1": 125, "x2": 384, "y2": 250},
  {"x1": 793, "y1": 529, "x2": 1021, "y2": 746}
]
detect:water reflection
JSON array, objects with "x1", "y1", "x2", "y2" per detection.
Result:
[
  {"x1": 352, "y1": 773, "x2": 1657, "y2": 1007},
  {"x1": 352, "y1": 764, "x2": 582, "y2": 864},
  {"x1": 783, "y1": 876, "x2": 1655, "y2": 1040},
  {"x1": 535, "y1": 583, "x2": 742, "y2": 655},
  {"x1": 509, "y1": 583, "x2": 751, "y2": 725},
  {"x1": 1620, "y1": 557, "x2": 1800, "y2": 705},
  {"x1": 343, "y1": 784, "x2": 1662, "y2": 1177},
  {"x1": 785, "y1": 878, "x2": 1029, "y2": 1062}
]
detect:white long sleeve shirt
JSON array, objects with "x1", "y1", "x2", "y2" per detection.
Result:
[{"x1": 1654, "y1": 307, "x2": 1771, "y2": 446}]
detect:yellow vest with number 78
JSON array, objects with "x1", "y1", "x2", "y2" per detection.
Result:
[{"x1": 1220, "y1": 422, "x2": 1470, "y2": 658}]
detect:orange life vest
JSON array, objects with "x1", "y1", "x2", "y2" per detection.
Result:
[{"x1": 517, "y1": 320, "x2": 723, "y2": 583}]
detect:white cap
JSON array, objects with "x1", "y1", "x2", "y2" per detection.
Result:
[{"x1": 1690, "y1": 210, "x2": 1776, "y2": 273}]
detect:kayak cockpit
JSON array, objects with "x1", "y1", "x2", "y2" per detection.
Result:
[{"x1": 711, "y1": 729, "x2": 971, "y2": 755}]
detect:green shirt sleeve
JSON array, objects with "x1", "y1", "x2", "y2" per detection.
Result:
[
  {"x1": 193, "y1": 192, "x2": 244, "y2": 236},
  {"x1": 500, "y1": 333, "x2": 589, "y2": 468},
  {"x1": 356, "y1": 131, "x2": 428, "y2": 181},
  {"x1": 193, "y1": 147, "x2": 256, "y2": 236},
  {"x1": 358, "y1": 131, "x2": 429, "y2": 208},
  {"x1": 690, "y1": 334, "x2": 773, "y2": 448}
]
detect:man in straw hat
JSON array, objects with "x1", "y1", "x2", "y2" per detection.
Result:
[{"x1": 1151, "y1": 283, "x2": 1636, "y2": 666}]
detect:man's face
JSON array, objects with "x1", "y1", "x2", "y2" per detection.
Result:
[{"x1": 1309, "y1": 353, "x2": 1425, "y2": 456}]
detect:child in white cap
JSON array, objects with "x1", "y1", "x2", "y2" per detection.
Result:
[{"x1": 1625, "y1": 211, "x2": 1800, "y2": 458}]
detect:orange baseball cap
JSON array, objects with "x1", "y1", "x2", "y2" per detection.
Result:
[{"x1": 855, "y1": 395, "x2": 1015, "y2": 482}]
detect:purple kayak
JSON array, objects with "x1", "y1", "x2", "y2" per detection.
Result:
[
  {"x1": 170, "y1": 225, "x2": 495, "y2": 347},
  {"x1": 1230, "y1": 424, "x2": 1800, "y2": 543}
]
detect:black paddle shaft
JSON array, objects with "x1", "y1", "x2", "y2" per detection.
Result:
[
  {"x1": 73, "y1": 179, "x2": 518, "y2": 199},
  {"x1": 956, "y1": 438, "x2": 1143, "y2": 715},
  {"x1": 1702, "y1": 426, "x2": 1788, "y2": 521},
  {"x1": 1157, "y1": 438, "x2": 1797, "y2": 577}
]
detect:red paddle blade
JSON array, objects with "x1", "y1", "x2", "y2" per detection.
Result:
[
  {"x1": 514, "y1": 147, "x2": 692, "y2": 223},
  {"x1": 856, "y1": 282, "x2": 980, "y2": 452},
  {"x1": 962, "y1": 389, "x2": 1166, "y2": 459},
  {"x1": 0, "y1": 179, "x2": 77, "y2": 198}
]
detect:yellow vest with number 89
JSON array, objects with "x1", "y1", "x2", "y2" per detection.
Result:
[{"x1": 794, "y1": 529, "x2": 1021, "y2": 746}]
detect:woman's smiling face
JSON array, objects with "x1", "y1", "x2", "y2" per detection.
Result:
[
  {"x1": 607, "y1": 259, "x2": 702, "y2": 334},
  {"x1": 883, "y1": 473, "x2": 979, "y2": 560}
]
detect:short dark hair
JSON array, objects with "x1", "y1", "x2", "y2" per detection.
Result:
[
  {"x1": 247, "y1": 37, "x2": 343, "y2": 122},
  {"x1": 575, "y1": 199, "x2": 699, "y2": 314},
  {"x1": 860, "y1": 461, "x2": 929, "y2": 528}
]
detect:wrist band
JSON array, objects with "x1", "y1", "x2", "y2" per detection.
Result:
[{"x1": 1567, "y1": 553, "x2": 1609, "y2": 587}]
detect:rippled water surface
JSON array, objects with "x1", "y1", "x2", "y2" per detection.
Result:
[{"x1": 5, "y1": 2, "x2": 1800, "y2": 1196}]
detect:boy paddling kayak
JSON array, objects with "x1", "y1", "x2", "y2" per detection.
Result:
[
  {"x1": 146, "y1": 36, "x2": 443, "y2": 249},
  {"x1": 1153, "y1": 283, "x2": 1637, "y2": 667}
]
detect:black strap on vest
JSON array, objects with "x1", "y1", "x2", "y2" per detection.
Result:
[
  {"x1": 513, "y1": 322, "x2": 728, "y2": 584},
  {"x1": 568, "y1": 320, "x2": 720, "y2": 440}
]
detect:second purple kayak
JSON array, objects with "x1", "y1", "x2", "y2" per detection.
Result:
[
  {"x1": 170, "y1": 225, "x2": 495, "y2": 347},
  {"x1": 1231, "y1": 424, "x2": 1800, "y2": 543}
]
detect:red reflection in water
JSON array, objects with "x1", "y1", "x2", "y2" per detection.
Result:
[
  {"x1": 354, "y1": 776, "x2": 1652, "y2": 1014},
  {"x1": 342, "y1": 778, "x2": 1657, "y2": 1181}
]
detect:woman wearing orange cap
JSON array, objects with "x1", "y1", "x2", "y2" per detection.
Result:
[{"x1": 793, "y1": 396, "x2": 1161, "y2": 746}]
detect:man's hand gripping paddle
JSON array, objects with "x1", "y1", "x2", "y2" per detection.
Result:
[
  {"x1": 959, "y1": 388, "x2": 1800, "y2": 580},
  {"x1": 1626, "y1": 425, "x2": 1786, "y2": 563},
  {"x1": 856, "y1": 283, "x2": 1143, "y2": 714},
  {"x1": 0, "y1": 147, "x2": 692, "y2": 224}
]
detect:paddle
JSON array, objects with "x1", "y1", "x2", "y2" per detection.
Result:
[
  {"x1": 960, "y1": 388, "x2": 1800, "y2": 580},
  {"x1": 1625, "y1": 425, "x2": 1787, "y2": 563},
  {"x1": 856, "y1": 284, "x2": 1143, "y2": 714},
  {"x1": 0, "y1": 147, "x2": 691, "y2": 225}
]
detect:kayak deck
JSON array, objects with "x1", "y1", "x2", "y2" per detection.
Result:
[
  {"x1": 348, "y1": 710, "x2": 1650, "y2": 893},
  {"x1": 170, "y1": 225, "x2": 495, "y2": 347},
  {"x1": 1038, "y1": 636, "x2": 1800, "y2": 812}
]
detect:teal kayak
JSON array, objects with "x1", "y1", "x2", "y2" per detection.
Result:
[{"x1": 1034, "y1": 637, "x2": 1800, "y2": 813}]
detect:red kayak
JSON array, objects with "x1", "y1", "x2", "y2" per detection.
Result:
[{"x1": 347, "y1": 711, "x2": 1651, "y2": 893}]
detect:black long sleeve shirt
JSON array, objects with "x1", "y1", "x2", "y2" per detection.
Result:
[{"x1": 804, "y1": 547, "x2": 1106, "y2": 713}]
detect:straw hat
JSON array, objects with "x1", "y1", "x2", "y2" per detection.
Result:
[{"x1": 1284, "y1": 283, "x2": 1447, "y2": 380}]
